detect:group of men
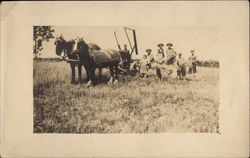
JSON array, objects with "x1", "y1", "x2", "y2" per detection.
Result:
[{"x1": 139, "y1": 43, "x2": 197, "y2": 80}]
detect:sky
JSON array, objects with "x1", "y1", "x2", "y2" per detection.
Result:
[
  {"x1": 35, "y1": 2, "x2": 248, "y2": 62},
  {"x1": 38, "y1": 25, "x2": 220, "y2": 60}
]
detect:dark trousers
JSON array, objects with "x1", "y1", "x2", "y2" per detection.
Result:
[
  {"x1": 156, "y1": 67, "x2": 162, "y2": 80},
  {"x1": 166, "y1": 56, "x2": 176, "y2": 65},
  {"x1": 189, "y1": 63, "x2": 197, "y2": 74},
  {"x1": 177, "y1": 65, "x2": 186, "y2": 79}
]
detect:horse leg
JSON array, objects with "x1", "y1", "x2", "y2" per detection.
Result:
[
  {"x1": 86, "y1": 72, "x2": 92, "y2": 86},
  {"x1": 78, "y1": 64, "x2": 83, "y2": 84},
  {"x1": 86, "y1": 69, "x2": 90, "y2": 83},
  {"x1": 113, "y1": 64, "x2": 119, "y2": 84},
  {"x1": 87, "y1": 66, "x2": 96, "y2": 87},
  {"x1": 70, "y1": 63, "x2": 76, "y2": 84},
  {"x1": 83, "y1": 63, "x2": 90, "y2": 83},
  {"x1": 108, "y1": 66, "x2": 114, "y2": 84},
  {"x1": 82, "y1": 62, "x2": 92, "y2": 84},
  {"x1": 98, "y1": 68, "x2": 102, "y2": 82}
]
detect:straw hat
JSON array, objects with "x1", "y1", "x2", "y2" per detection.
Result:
[
  {"x1": 157, "y1": 43, "x2": 164, "y2": 47},
  {"x1": 166, "y1": 43, "x2": 173, "y2": 46}
]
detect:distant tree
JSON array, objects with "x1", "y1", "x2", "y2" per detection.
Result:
[
  {"x1": 196, "y1": 60, "x2": 219, "y2": 68},
  {"x1": 33, "y1": 26, "x2": 55, "y2": 58}
]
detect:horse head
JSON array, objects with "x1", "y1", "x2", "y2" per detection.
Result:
[
  {"x1": 72, "y1": 38, "x2": 90, "y2": 60},
  {"x1": 54, "y1": 36, "x2": 66, "y2": 56}
]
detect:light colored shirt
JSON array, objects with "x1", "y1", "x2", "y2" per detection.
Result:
[
  {"x1": 188, "y1": 55, "x2": 197, "y2": 62},
  {"x1": 165, "y1": 48, "x2": 176, "y2": 58},
  {"x1": 156, "y1": 48, "x2": 165, "y2": 63},
  {"x1": 146, "y1": 53, "x2": 154, "y2": 63},
  {"x1": 177, "y1": 57, "x2": 186, "y2": 66},
  {"x1": 140, "y1": 58, "x2": 148, "y2": 74}
]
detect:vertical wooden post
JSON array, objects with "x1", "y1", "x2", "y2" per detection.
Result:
[
  {"x1": 114, "y1": 32, "x2": 121, "y2": 50},
  {"x1": 124, "y1": 28, "x2": 133, "y2": 51},
  {"x1": 133, "y1": 30, "x2": 138, "y2": 55},
  {"x1": 124, "y1": 27, "x2": 138, "y2": 55}
]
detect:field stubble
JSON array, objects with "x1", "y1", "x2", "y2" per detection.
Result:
[{"x1": 34, "y1": 60, "x2": 219, "y2": 133}]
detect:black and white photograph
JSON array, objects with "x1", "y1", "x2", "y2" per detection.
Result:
[
  {"x1": 1, "y1": 1, "x2": 249, "y2": 158},
  {"x1": 33, "y1": 25, "x2": 219, "y2": 133}
]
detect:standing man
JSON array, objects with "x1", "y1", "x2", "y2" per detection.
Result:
[
  {"x1": 165, "y1": 43, "x2": 177, "y2": 65},
  {"x1": 177, "y1": 53, "x2": 186, "y2": 80},
  {"x1": 120, "y1": 44, "x2": 131, "y2": 70},
  {"x1": 122, "y1": 44, "x2": 131, "y2": 63},
  {"x1": 156, "y1": 43, "x2": 165, "y2": 64},
  {"x1": 188, "y1": 50, "x2": 197, "y2": 73}
]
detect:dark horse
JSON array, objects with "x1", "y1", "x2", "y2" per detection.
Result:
[
  {"x1": 54, "y1": 36, "x2": 101, "y2": 84},
  {"x1": 73, "y1": 38, "x2": 122, "y2": 86}
]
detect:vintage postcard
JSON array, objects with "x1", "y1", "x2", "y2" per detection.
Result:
[{"x1": 1, "y1": 1, "x2": 249, "y2": 158}]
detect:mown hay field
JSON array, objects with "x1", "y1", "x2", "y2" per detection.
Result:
[{"x1": 34, "y1": 59, "x2": 219, "y2": 133}]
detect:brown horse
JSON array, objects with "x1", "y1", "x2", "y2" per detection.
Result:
[
  {"x1": 54, "y1": 36, "x2": 101, "y2": 84},
  {"x1": 73, "y1": 38, "x2": 122, "y2": 86}
]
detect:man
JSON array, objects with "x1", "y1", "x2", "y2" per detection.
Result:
[
  {"x1": 120, "y1": 44, "x2": 131, "y2": 70},
  {"x1": 165, "y1": 43, "x2": 176, "y2": 65},
  {"x1": 188, "y1": 50, "x2": 197, "y2": 73},
  {"x1": 139, "y1": 49, "x2": 153, "y2": 78},
  {"x1": 156, "y1": 43, "x2": 165, "y2": 64},
  {"x1": 145, "y1": 48, "x2": 154, "y2": 66},
  {"x1": 140, "y1": 55, "x2": 148, "y2": 78},
  {"x1": 177, "y1": 53, "x2": 186, "y2": 80},
  {"x1": 123, "y1": 44, "x2": 131, "y2": 62}
]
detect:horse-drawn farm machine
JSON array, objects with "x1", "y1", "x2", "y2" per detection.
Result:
[{"x1": 114, "y1": 27, "x2": 140, "y2": 75}]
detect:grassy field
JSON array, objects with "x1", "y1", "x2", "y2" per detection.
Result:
[{"x1": 33, "y1": 60, "x2": 219, "y2": 133}]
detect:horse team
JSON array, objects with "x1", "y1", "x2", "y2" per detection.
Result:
[
  {"x1": 55, "y1": 36, "x2": 125, "y2": 86},
  {"x1": 55, "y1": 35, "x2": 197, "y2": 86}
]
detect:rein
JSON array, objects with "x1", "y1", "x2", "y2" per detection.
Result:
[{"x1": 58, "y1": 41, "x2": 80, "y2": 63}]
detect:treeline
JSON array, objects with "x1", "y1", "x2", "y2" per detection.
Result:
[
  {"x1": 34, "y1": 58, "x2": 220, "y2": 68},
  {"x1": 196, "y1": 60, "x2": 220, "y2": 68}
]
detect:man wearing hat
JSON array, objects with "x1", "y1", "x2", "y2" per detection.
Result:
[
  {"x1": 156, "y1": 43, "x2": 165, "y2": 64},
  {"x1": 165, "y1": 43, "x2": 177, "y2": 65},
  {"x1": 145, "y1": 49, "x2": 154, "y2": 68},
  {"x1": 146, "y1": 49, "x2": 154, "y2": 61},
  {"x1": 121, "y1": 44, "x2": 131, "y2": 69},
  {"x1": 177, "y1": 53, "x2": 186, "y2": 80},
  {"x1": 188, "y1": 50, "x2": 197, "y2": 73},
  {"x1": 123, "y1": 44, "x2": 130, "y2": 61}
]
